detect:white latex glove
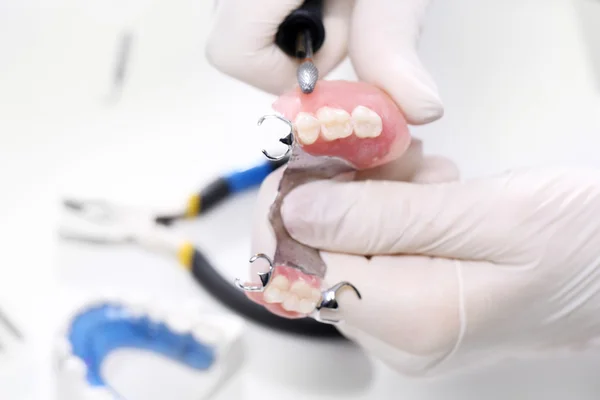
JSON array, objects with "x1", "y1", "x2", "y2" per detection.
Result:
[
  {"x1": 250, "y1": 141, "x2": 600, "y2": 376},
  {"x1": 205, "y1": 0, "x2": 443, "y2": 124}
]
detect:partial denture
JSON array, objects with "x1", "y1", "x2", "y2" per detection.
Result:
[{"x1": 243, "y1": 80, "x2": 409, "y2": 321}]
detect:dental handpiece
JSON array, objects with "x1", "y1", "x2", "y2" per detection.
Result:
[{"x1": 275, "y1": 0, "x2": 325, "y2": 94}]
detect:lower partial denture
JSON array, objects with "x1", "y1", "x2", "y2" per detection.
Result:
[{"x1": 262, "y1": 274, "x2": 322, "y2": 315}]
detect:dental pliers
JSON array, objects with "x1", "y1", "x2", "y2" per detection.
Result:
[
  {"x1": 0, "y1": 306, "x2": 23, "y2": 353},
  {"x1": 57, "y1": 161, "x2": 345, "y2": 339}
]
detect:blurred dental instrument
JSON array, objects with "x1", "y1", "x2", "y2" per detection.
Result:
[
  {"x1": 85, "y1": 0, "x2": 151, "y2": 105},
  {"x1": 54, "y1": 297, "x2": 244, "y2": 400},
  {"x1": 275, "y1": 0, "x2": 325, "y2": 94},
  {"x1": 106, "y1": 30, "x2": 134, "y2": 104},
  {"x1": 0, "y1": 306, "x2": 23, "y2": 350},
  {"x1": 0, "y1": 306, "x2": 31, "y2": 399},
  {"x1": 56, "y1": 161, "x2": 344, "y2": 339},
  {"x1": 154, "y1": 157, "x2": 288, "y2": 226}
]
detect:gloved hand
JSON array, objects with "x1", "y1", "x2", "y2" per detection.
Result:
[
  {"x1": 250, "y1": 140, "x2": 600, "y2": 376},
  {"x1": 205, "y1": 0, "x2": 443, "y2": 125}
]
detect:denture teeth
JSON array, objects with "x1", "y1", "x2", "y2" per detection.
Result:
[
  {"x1": 282, "y1": 294, "x2": 300, "y2": 312},
  {"x1": 294, "y1": 112, "x2": 321, "y2": 145},
  {"x1": 290, "y1": 281, "x2": 313, "y2": 297},
  {"x1": 271, "y1": 275, "x2": 290, "y2": 290},
  {"x1": 316, "y1": 107, "x2": 353, "y2": 141},
  {"x1": 147, "y1": 307, "x2": 164, "y2": 324},
  {"x1": 87, "y1": 388, "x2": 116, "y2": 400},
  {"x1": 263, "y1": 275, "x2": 290, "y2": 304},
  {"x1": 125, "y1": 302, "x2": 146, "y2": 319},
  {"x1": 166, "y1": 313, "x2": 193, "y2": 334},
  {"x1": 298, "y1": 299, "x2": 317, "y2": 314},
  {"x1": 351, "y1": 106, "x2": 383, "y2": 138},
  {"x1": 261, "y1": 275, "x2": 321, "y2": 314},
  {"x1": 263, "y1": 287, "x2": 286, "y2": 303},
  {"x1": 54, "y1": 337, "x2": 72, "y2": 358},
  {"x1": 310, "y1": 288, "x2": 322, "y2": 302},
  {"x1": 63, "y1": 356, "x2": 87, "y2": 378},
  {"x1": 192, "y1": 324, "x2": 222, "y2": 346}
]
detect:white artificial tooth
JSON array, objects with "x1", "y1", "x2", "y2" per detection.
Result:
[
  {"x1": 270, "y1": 275, "x2": 290, "y2": 290},
  {"x1": 192, "y1": 324, "x2": 222, "y2": 346},
  {"x1": 351, "y1": 106, "x2": 383, "y2": 138},
  {"x1": 54, "y1": 338, "x2": 72, "y2": 358},
  {"x1": 62, "y1": 356, "x2": 87, "y2": 378},
  {"x1": 126, "y1": 304, "x2": 146, "y2": 318},
  {"x1": 166, "y1": 313, "x2": 193, "y2": 334},
  {"x1": 310, "y1": 288, "x2": 322, "y2": 303},
  {"x1": 282, "y1": 294, "x2": 300, "y2": 312},
  {"x1": 86, "y1": 388, "x2": 116, "y2": 400},
  {"x1": 298, "y1": 299, "x2": 317, "y2": 314},
  {"x1": 294, "y1": 112, "x2": 321, "y2": 145},
  {"x1": 316, "y1": 107, "x2": 353, "y2": 141},
  {"x1": 263, "y1": 287, "x2": 286, "y2": 304},
  {"x1": 290, "y1": 281, "x2": 312, "y2": 297},
  {"x1": 147, "y1": 306, "x2": 164, "y2": 324}
]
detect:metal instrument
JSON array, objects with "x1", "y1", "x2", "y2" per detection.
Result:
[{"x1": 275, "y1": 0, "x2": 325, "y2": 93}]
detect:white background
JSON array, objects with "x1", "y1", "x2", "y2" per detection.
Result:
[{"x1": 2, "y1": 0, "x2": 600, "y2": 399}]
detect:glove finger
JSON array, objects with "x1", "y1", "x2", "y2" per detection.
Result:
[
  {"x1": 280, "y1": 174, "x2": 515, "y2": 260},
  {"x1": 326, "y1": 252, "x2": 517, "y2": 376},
  {"x1": 206, "y1": 0, "x2": 352, "y2": 95},
  {"x1": 321, "y1": 252, "x2": 467, "y2": 374},
  {"x1": 349, "y1": 0, "x2": 443, "y2": 125},
  {"x1": 312, "y1": 0, "x2": 354, "y2": 76}
]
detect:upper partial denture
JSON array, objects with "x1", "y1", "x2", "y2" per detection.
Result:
[{"x1": 274, "y1": 80, "x2": 411, "y2": 170}]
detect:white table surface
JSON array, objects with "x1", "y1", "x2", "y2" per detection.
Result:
[{"x1": 2, "y1": 0, "x2": 600, "y2": 399}]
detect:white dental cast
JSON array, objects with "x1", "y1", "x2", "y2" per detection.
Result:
[
  {"x1": 263, "y1": 275, "x2": 322, "y2": 314},
  {"x1": 293, "y1": 106, "x2": 383, "y2": 145}
]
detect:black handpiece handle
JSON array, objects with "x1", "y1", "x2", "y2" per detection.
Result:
[{"x1": 275, "y1": 0, "x2": 325, "y2": 58}]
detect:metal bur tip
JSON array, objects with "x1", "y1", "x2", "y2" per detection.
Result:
[{"x1": 297, "y1": 61, "x2": 319, "y2": 94}]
